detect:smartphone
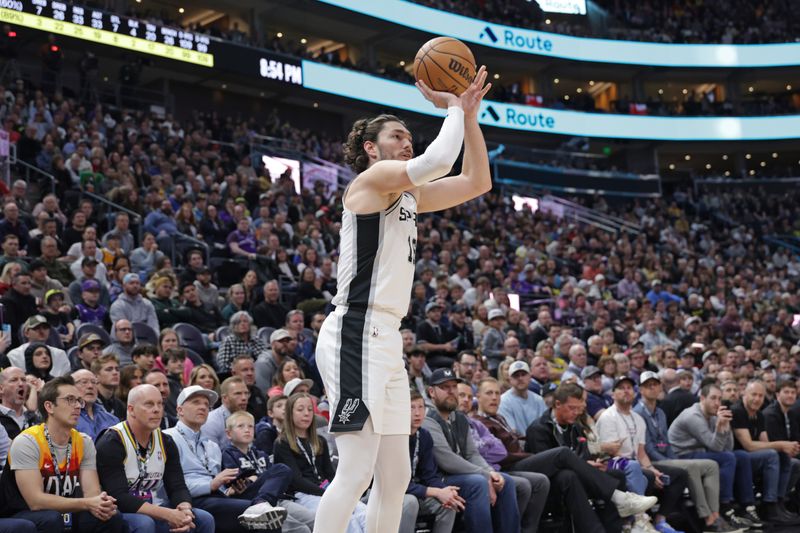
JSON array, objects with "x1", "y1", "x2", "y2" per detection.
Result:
[{"x1": 721, "y1": 400, "x2": 733, "y2": 409}]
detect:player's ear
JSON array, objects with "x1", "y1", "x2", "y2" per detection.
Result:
[{"x1": 363, "y1": 140, "x2": 378, "y2": 160}]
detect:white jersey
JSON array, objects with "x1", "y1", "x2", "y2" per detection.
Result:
[
  {"x1": 319, "y1": 191, "x2": 417, "y2": 434},
  {"x1": 332, "y1": 191, "x2": 417, "y2": 319},
  {"x1": 110, "y1": 421, "x2": 167, "y2": 502}
]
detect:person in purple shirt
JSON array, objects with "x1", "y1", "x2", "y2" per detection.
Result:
[
  {"x1": 227, "y1": 219, "x2": 258, "y2": 260},
  {"x1": 401, "y1": 391, "x2": 460, "y2": 533}
]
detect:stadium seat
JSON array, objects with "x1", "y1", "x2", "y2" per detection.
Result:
[
  {"x1": 75, "y1": 323, "x2": 112, "y2": 347},
  {"x1": 133, "y1": 322, "x2": 159, "y2": 346},
  {"x1": 215, "y1": 326, "x2": 232, "y2": 342},
  {"x1": 174, "y1": 322, "x2": 210, "y2": 359}
]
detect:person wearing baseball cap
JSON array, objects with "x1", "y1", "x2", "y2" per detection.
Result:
[
  {"x1": 423, "y1": 367, "x2": 521, "y2": 532},
  {"x1": 582, "y1": 366, "x2": 613, "y2": 420},
  {"x1": 108, "y1": 270, "x2": 160, "y2": 334},
  {"x1": 4, "y1": 314, "x2": 73, "y2": 377},
  {"x1": 597, "y1": 374, "x2": 689, "y2": 533},
  {"x1": 497, "y1": 361, "x2": 547, "y2": 436},
  {"x1": 633, "y1": 372, "x2": 733, "y2": 532},
  {"x1": 482, "y1": 309, "x2": 507, "y2": 375}
]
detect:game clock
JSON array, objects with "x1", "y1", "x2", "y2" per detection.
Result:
[{"x1": 0, "y1": 0, "x2": 214, "y2": 66}]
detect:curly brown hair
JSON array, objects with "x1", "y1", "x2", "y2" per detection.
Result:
[{"x1": 343, "y1": 114, "x2": 407, "y2": 173}]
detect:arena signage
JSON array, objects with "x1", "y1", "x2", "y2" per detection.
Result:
[
  {"x1": 0, "y1": 0, "x2": 214, "y2": 66},
  {"x1": 315, "y1": 0, "x2": 800, "y2": 68},
  {"x1": 302, "y1": 62, "x2": 800, "y2": 141}
]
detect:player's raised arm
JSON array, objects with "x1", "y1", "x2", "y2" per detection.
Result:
[
  {"x1": 343, "y1": 84, "x2": 466, "y2": 211},
  {"x1": 417, "y1": 65, "x2": 493, "y2": 214}
]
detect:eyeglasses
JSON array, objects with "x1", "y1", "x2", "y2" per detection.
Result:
[
  {"x1": 117, "y1": 327, "x2": 133, "y2": 332},
  {"x1": 74, "y1": 378, "x2": 99, "y2": 385},
  {"x1": 56, "y1": 396, "x2": 85, "y2": 408}
]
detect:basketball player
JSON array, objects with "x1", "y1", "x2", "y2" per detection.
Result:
[{"x1": 312, "y1": 66, "x2": 492, "y2": 533}]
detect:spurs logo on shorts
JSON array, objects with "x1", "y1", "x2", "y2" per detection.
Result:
[{"x1": 338, "y1": 398, "x2": 360, "y2": 424}]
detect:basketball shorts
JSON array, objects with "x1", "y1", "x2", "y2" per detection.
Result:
[{"x1": 316, "y1": 308, "x2": 410, "y2": 435}]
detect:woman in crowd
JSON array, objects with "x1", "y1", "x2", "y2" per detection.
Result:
[
  {"x1": 108, "y1": 255, "x2": 131, "y2": 302},
  {"x1": 0, "y1": 261, "x2": 22, "y2": 296},
  {"x1": 154, "y1": 327, "x2": 193, "y2": 385},
  {"x1": 24, "y1": 342, "x2": 54, "y2": 382},
  {"x1": 221, "y1": 283, "x2": 247, "y2": 322},
  {"x1": 268, "y1": 358, "x2": 303, "y2": 397},
  {"x1": 274, "y1": 393, "x2": 367, "y2": 533}
]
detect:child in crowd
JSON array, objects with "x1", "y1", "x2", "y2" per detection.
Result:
[
  {"x1": 131, "y1": 343, "x2": 157, "y2": 372},
  {"x1": 256, "y1": 394, "x2": 287, "y2": 457},
  {"x1": 273, "y1": 393, "x2": 367, "y2": 533},
  {"x1": 41, "y1": 289, "x2": 75, "y2": 345}
]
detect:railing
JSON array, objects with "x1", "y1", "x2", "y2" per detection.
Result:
[
  {"x1": 764, "y1": 235, "x2": 800, "y2": 255},
  {"x1": 14, "y1": 159, "x2": 56, "y2": 195},
  {"x1": 80, "y1": 191, "x2": 143, "y2": 246},
  {"x1": 542, "y1": 195, "x2": 642, "y2": 235}
]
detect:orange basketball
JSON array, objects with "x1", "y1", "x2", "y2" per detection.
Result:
[{"x1": 414, "y1": 37, "x2": 477, "y2": 96}]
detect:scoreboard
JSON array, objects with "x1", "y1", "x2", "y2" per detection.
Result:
[{"x1": 0, "y1": 0, "x2": 214, "y2": 67}]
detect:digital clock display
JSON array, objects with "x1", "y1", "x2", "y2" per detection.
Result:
[{"x1": 0, "y1": 0, "x2": 214, "y2": 67}]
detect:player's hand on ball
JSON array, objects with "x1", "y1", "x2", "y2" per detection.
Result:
[
  {"x1": 459, "y1": 65, "x2": 492, "y2": 119},
  {"x1": 416, "y1": 79, "x2": 461, "y2": 110}
]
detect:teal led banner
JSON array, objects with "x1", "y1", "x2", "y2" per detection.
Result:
[{"x1": 303, "y1": 62, "x2": 800, "y2": 141}]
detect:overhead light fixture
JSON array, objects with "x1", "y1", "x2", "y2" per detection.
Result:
[
  {"x1": 399, "y1": 60, "x2": 405, "y2": 66},
  {"x1": 772, "y1": 152, "x2": 778, "y2": 158},
  {"x1": 553, "y1": 78, "x2": 560, "y2": 84},
  {"x1": 705, "y1": 164, "x2": 711, "y2": 170},
  {"x1": 787, "y1": 85, "x2": 793, "y2": 91},
  {"x1": 684, "y1": 155, "x2": 691, "y2": 161},
  {"x1": 668, "y1": 164, "x2": 675, "y2": 170},
  {"x1": 178, "y1": 7, "x2": 184, "y2": 13},
  {"x1": 682, "y1": 89, "x2": 688, "y2": 95},
  {"x1": 493, "y1": 73, "x2": 500, "y2": 79},
  {"x1": 589, "y1": 80, "x2": 595, "y2": 86},
  {"x1": 276, "y1": 32, "x2": 283, "y2": 38},
  {"x1": 749, "y1": 170, "x2": 756, "y2": 175},
  {"x1": 748, "y1": 86, "x2": 754, "y2": 92},
  {"x1": 564, "y1": 95, "x2": 570, "y2": 100},
  {"x1": 576, "y1": 88, "x2": 582, "y2": 93},
  {"x1": 300, "y1": 38, "x2": 307, "y2": 44},
  {"x1": 760, "y1": 161, "x2": 766, "y2": 167},
  {"x1": 658, "y1": 89, "x2": 664, "y2": 95},
  {"x1": 722, "y1": 154, "x2": 729, "y2": 160},
  {"x1": 545, "y1": 19, "x2": 551, "y2": 24},
  {"x1": 745, "y1": 153, "x2": 752, "y2": 159},
  {"x1": 724, "y1": 171, "x2": 731, "y2": 176}
]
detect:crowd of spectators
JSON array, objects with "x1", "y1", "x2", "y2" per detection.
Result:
[{"x1": 1, "y1": 45, "x2": 800, "y2": 532}]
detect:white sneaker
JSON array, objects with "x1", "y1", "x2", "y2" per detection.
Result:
[
  {"x1": 238, "y1": 501, "x2": 288, "y2": 530},
  {"x1": 615, "y1": 492, "x2": 659, "y2": 518}
]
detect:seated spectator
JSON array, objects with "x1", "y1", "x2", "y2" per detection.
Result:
[
  {"x1": 731, "y1": 380, "x2": 799, "y2": 523},
  {"x1": 221, "y1": 284, "x2": 247, "y2": 322},
  {"x1": 252, "y1": 281, "x2": 290, "y2": 329},
  {"x1": 422, "y1": 368, "x2": 520, "y2": 532},
  {"x1": 165, "y1": 387, "x2": 299, "y2": 532},
  {"x1": 40, "y1": 289, "x2": 74, "y2": 346},
  {"x1": 117, "y1": 365, "x2": 143, "y2": 405},
  {"x1": 1, "y1": 272, "x2": 38, "y2": 348},
  {"x1": 95, "y1": 384, "x2": 215, "y2": 533},
  {"x1": 596, "y1": 376, "x2": 688, "y2": 532},
  {"x1": 39, "y1": 236, "x2": 74, "y2": 287},
  {"x1": 144, "y1": 200, "x2": 178, "y2": 240},
  {"x1": 5, "y1": 315, "x2": 71, "y2": 376},
  {"x1": 131, "y1": 344, "x2": 158, "y2": 374},
  {"x1": 161, "y1": 348, "x2": 185, "y2": 417},
  {"x1": 255, "y1": 395, "x2": 287, "y2": 457},
  {"x1": 72, "y1": 332, "x2": 107, "y2": 372},
  {"x1": 142, "y1": 370, "x2": 178, "y2": 429},
  {"x1": 130, "y1": 232, "x2": 164, "y2": 278},
  {"x1": 764, "y1": 379, "x2": 800, "y2": 501},
  {"x1": 0, "y1": 235, "x2": 23, "y2": 272},
  {"x1": 634, "y1": 371, "x2": 736, "y2": 532},
  {"x1": 0, "y1": 367, "x2": 39, "y2": 440},
  {"x1": 416, "y1": 302, "x2": 459, "y2": 370},
  {"x1": 256, "y1": 329, "x2": 305, "y2": 394},
  {"x1": 669, "y1": 382, "x2": 770, "y2": 528},
  {"x1": 273, "y1": 392, "x2": 367, "y2": 532},
  {"x1": 660, "y1": 368, "x2": 698, "y2": 426},
  {"x1": 407, "y1": 347, "x2": 433, "y2": 407},
  {"x1": 92, "y1": 353, "x2": 126, "y2": 420},
  {"x1": 189, "y1": 364, "x2": 221, "y2": 398},
  {"x1": 227, "y1": 218, "x2": 258, "y2": 261},
  {"x1": 107, "y1": 256, "x2": 131, "y2": 303},
  {"x1": 561, "y1": 343, "x2": 588, "y2": 382},
  {"x1": 153, "y1": 328, "x2": 194, "y2": 386},
  {"x1": 583, "y1": 365, "x2": 613, "y2": 420},
  {"x1": 230, "y1": 355, "x2": 267, "y2": 421},
  {"x1": 69, "y1": 241, "x2": 108, "y2": 287},
  {"x1": 176, "y1": 280, "x2": 224, "y2": 334},
  {"x1": 102, "y1": 212, "x2": 134, "y2": 255},
  {"x1": 498, "y1": 361, "x2": 546, "y2": 435},
  {"x1": 73, "y1": 368, "x2": 118, "y2": 440},
  {"x1": 400, "y1": 390, "x2": 459, "y2": 533},
  {"x1": 23, "y1": 343, "x2": 54, "y2": 383},
  {"x1": 103, "y1": 319, "x2": 134, "y2": 367},
  {"x1": 0, "y1": 376, "x2": 125, "y2": 533},
  {"x1": 203, "y1": 377, "x2": 251, "y2": 449},
  {"x1": 28, "y1": 259, "x2": 72, "y2": 307},
  {"x1": 0, "y1": 202, "x2": 29, "y2": 252},
  {"x1": 217, "y1": 311, "x2": 269, "y2": 374},
  {"x1": 109, "y1": 274, "x2": 159, "y2": 334},
  {"x1": 527, "y1": 355, "x2": 551, "y2": 395},
  {"x1": 0, "y1": 262, "x2": 22, "y2": 297},
  {"x1": 149, "y1": 275, "x2": 182, "y2": 327},
  {"x1": 194, "y1": 267, "x2": 222, "y2": 311}
]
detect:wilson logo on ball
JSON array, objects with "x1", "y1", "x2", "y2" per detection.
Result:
[{"x1": 448, "y1": 58, "x2": 475, "y2": 84}]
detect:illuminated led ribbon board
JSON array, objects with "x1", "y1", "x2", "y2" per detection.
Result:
[
  {"x1": 316, "y1": 0, "x2": 800, "y2": 68},
  {"x1": 303, "y1": 62, "x2": 800, "y2": 141},
  {"x1": 0, "y1": 1, "x2": 213, "y2": 67}
]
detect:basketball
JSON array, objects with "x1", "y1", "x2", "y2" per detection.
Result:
[{"x1": 414, "y1": 37, "x2": 477, "y2": 96}]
